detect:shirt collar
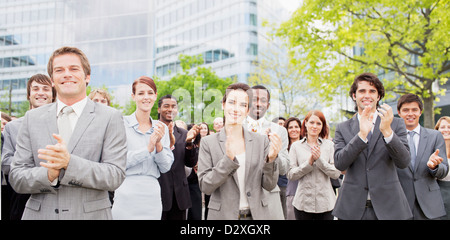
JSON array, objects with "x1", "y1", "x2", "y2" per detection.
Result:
[
  {"x1": 300, "y1": 137, "x2": 323, "y2": 145},
  {"x1": 128, "y1": 112, "x2": 157, "y2": 133},
  {"x1": 247, "y1": 116, "x2": 265, "y2": 127},
  {"x1": 408, "y1": 125, "x2": 421, "y2": 135},
  {"x1": 56, "y1": 97, "x2": 87, "y2": 117}
]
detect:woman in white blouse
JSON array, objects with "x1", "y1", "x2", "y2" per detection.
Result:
[
  {"x1": 287, "y1": 110, "x2": 341, "y2": 220},
  {"x1": 197, "y1": 83, "x2": 282, "y2": 220},
  {"x1": 112, "y1": 76, "x2": 174, "y2": 220}
]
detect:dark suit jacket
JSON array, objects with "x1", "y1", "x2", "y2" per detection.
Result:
[
  {"x1": 397, "y1": 126, "x2": 448, "y2": 219},
  {"x1": 158, "y1": 125, "x2": 197, "y2": 211},
  {"x1": 333, "y1": 115, "x2": 412, "y2": 220}
]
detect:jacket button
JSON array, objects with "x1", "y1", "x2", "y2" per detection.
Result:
[
  {"x1": 55, "y1": 209, "x2": 59, "y2": 214},
  {"x1": 247, "y1": 192, "x2": 251, "y2": 197}
]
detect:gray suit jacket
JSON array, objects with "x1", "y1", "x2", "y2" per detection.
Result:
[
  {"x1": 9, "y1": 99, "x2": 127, "y2": 220},
  {"x1": 197, "y1": 128, "x2": 281, "y2": 220},
  {"x1": 397, "y1": 126, "x2": 448, "y2": 219},
  {"x1": 333, "y1": 115, "x2": 412, "y2": 220}
]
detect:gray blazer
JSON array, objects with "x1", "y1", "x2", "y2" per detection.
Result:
[
  {"x1": 333, "y1": 115, "x2": 413, "y2": 220},
  {"x1": 197, "y1": 128, "x2": 280, "y2": 220},
  {"x1": 397, "y1": 126, "x2": 448, "y2": 219},
  {"x1": 9, "y1": 99, "x2": 127, "y2": 220}
]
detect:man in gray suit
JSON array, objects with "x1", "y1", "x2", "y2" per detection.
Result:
[
  {"x1": 243, "y1": 85, "x2": 289, "y2": 219},
  {"x1": 397, "y1": 93, "x2": 448, "y2": 219},
  {"x1": 2, "y1": 74, "x2": 56, "y2": 220},
  {"x1": 333, "y1": 73, "x2": 412, "y2": 220},
  {"x1": 9, "y1": 46, "x2": 127, "y2": 220}
]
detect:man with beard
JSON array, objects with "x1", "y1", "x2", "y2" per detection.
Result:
[
  {"x1": 158, "y1": 94, "x2": 200, "y2": 220},
  {"x1": 243, "y1": 85, "x2": 289, "y2": 219},
  {"x1": 2, "y1": 74, "x2": 56, "y2": 220}
]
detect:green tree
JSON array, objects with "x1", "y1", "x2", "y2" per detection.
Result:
[
  {"x1": 277, "y1": 0, "x2": 450, "y2": 128},
  {"x1": 152, "y1": 54, "x2": 234, "y2": 124}
]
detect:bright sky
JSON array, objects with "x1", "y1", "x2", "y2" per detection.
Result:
[{"x1": 280, "y1": 0, "x2": 301, "y2": 14}]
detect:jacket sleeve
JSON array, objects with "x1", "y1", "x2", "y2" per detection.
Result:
[
  {"x1": 197, "y1": 137, "x2": 239, "y2": 195},
  {"x1": 9, "y1": 112, "x2": 56, "y2": 194},
  {"x1": 385, "y1": 119, "x2": 410, "y2": 169},
  {"x1": 333, "y1": 123, "x2": 368, "y2": 171}
]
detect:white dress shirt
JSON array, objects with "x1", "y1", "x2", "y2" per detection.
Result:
[{"x1": 56, "y1": 97, "x2": 88, "y2": 131}]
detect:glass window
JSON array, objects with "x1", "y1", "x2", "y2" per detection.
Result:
[
  {"x1": 214, "y1": 50, "x2": 220, "y2": 62},
  {"x1": 250, "y1": 13, "x2": 257, "y2": 26},
  {"x1": 205, "y1": 51, "x2": 213, "y2": 64}
]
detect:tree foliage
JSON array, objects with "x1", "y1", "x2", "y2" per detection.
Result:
[
  {"x1": 277, "y1": 0, "x2": 450, "y2": 128},
  {"x1": 121, "y1": 54, "x2": 234, "y2": 124}
]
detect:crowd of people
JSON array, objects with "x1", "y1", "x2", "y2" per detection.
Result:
[{"x1": 1, "y1": 46, "x2": 450, "y2": 220}]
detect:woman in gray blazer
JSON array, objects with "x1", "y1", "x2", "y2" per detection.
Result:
[{"x1": 197, "y1": 83, "x2": 283, "y2": 220}]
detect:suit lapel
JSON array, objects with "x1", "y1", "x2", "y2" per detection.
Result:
[
  {"x1": 243, "y1": 128, "x2": 253, "y2": 189},
  {"x1": 174, "y1": 125, "x2": 182, "y2": 144},
  {"x1": 367, "y1": 116, "x2": 381, "y2": 158},
  {"x1": 67, "y1": 99, "x2": 95, "y2": 153},
  {"x1": 46, "y1": 103, "x2": 59, "y2": 144},
  {"x1": 414, "y1": 126, "x2": 428, "y2": 171}
]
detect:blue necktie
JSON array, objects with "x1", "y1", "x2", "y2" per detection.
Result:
[{"x1": 408, "y1": 131, "x2": 416, "y2": 168}]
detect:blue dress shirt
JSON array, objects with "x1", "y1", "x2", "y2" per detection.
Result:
[{"x1": 123, "y1": 112, "x2": 174, "y2": 178}]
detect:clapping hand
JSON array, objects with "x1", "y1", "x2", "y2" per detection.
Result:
[
  {"x1": 309, "y1": 145, "x2": 321, "y2": 166},
  {"x1": 358, "y1": 105, "x2": 374, "y2": 141},
  {"x1": 38, "y1": 134, "x2": 71, "y2": 182},
  {"x1": 267, "y1": 132, "x2": 281, "y2": 163},
  {"x1": 377, "y1": 103, "x2": 393, "y2": 138},
  {"x1": 148, "y1": 121, "x2": 166, "y2": 153}
]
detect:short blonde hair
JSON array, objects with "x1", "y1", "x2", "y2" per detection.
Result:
[{"x1": 88, "y1": 88, "x2": 111, "y2": 106}]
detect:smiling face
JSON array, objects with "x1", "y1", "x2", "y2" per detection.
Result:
[
  {"x1": 438, "y1": 119, "x2": 450, "y2": 141},
  {"x1": 29, "y1": 81, "x2": 53, "y2": 109},
  {"x1": 353, "y1": 81, "x2": 380, "y2": 114},
  {"x1": 51, "y1": 53, "x2": 90, "y2": 104},
  {"x1": 287, "y1": 120, "x2": 301, "y2": 141},
  {"x1": 398, "y1": 101, "x2": 422, "y2": 131},
  {"x1": 222, "y1": 89, "x2": 249, "y2": 125},
  {"x1": 305, "y1": 114, "x2": 323, "y2": 138},
  {"x1": 158, "y1": 98, "x2": 178, "y2": 122},
  {"x1": 249, "y1": 89, "x2": 269, "y2": 120},
  {"x1": 132, "y1": 82, "x2": 157, "y2": 113}
]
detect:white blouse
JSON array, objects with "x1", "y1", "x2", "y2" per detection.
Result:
[{"x1": 235, "y1": 152, "x2": 249, "y2": 210}]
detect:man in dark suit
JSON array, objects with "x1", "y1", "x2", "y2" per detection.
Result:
[
  {"x1": 158, "y1": 95, "x2": 200, "y2": 220},
  {"x1": 397, "y1": 93, "x2": 448, "y2": 219},
  {"x1": 333, "y1": 73, "x2": 412, "y2": 220}
]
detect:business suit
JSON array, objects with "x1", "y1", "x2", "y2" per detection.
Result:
[
  {"x1": 1, "y1": 118, "x2": 30, "y2": 220},
  {"x1": 159, "y1": 124, "x2": 197, "y2": 219},
  {"x1": 9, "y1": 99, "x2": 127, "y2": 220},
  {"x1": 333, "y1": 115, "x2": 412, "y2": 220},
  {"x1": 397, "y1": 126, "x2": 448, "y2": 219},
  {"x1": 197, "y1": 127, "x2": 281, "y2": 220}
]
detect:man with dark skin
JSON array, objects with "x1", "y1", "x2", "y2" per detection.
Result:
[{"x1": 158, "y1": 95, "x2": 200, "y2": 220}]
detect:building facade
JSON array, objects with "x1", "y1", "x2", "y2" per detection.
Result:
[{"x1": 1, "y1": 0, "x2": 287, "y2": 114}]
